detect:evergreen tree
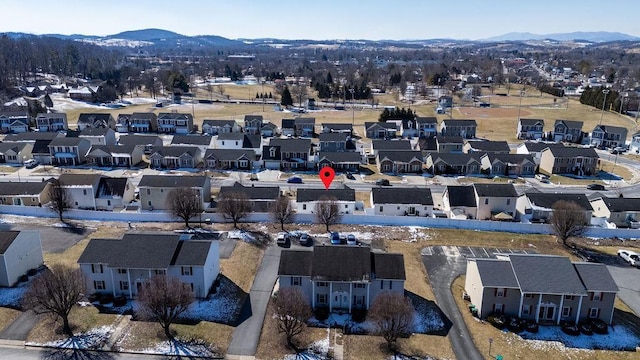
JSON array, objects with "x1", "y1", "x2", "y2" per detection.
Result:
[{"x1": 281, "y1": 86, "x2": 293, "y2": 106}]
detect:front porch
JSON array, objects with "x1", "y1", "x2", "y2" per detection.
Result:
[{"x1": 312, "y1": 281, "x2": 370, "y2": 313}]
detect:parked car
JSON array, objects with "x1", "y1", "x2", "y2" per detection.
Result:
[
  {"x1": 587, "y1": 183, "x2": 605, "y2": 190},
  {"x1": 345, "y1": 171, "x2": 356, "y2": 180},
  {"x1": 346, "y1": 234, "x2": 357, "y2": 245},
  {"x1": 276, "y1": 233, "x2": 290, "y2": 246},
  {"x1": 375, "y1": 179, "x2": 391, "y2": 186},
  {"x1": 249, "y1": 173, "x2": 259, "y2": 181},
  {"x1": 287, "y1": 176, "x2": 303, "y2": 184},
  {"x1": 618, "y1": 249, "x2": 640, "y2": 267},
  {"x1": 330, "y1": 232, "x2": 341, "y2": 245},
  {"x1": 535, "y1": 174, "x2": 550, "y2": 183},
  {"x1": 23, "y1": 159, "x2": 38, "y2": 169},
  {"x1": 298, "y1": 233, "x2": 311, "y2": 246}
]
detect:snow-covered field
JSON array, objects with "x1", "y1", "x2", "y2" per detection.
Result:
[
  {"x1": 515, "y1": 324, "x2": 639, "y2": 352},
  {"x1": 28, "y1": 326, "x2": 114, "y2": 350},
  {"x1": 284, "y1": 327, "x2": 331, "y2": 360},
  {"x1": 142, "y1": 338, "x2": 219, "y2": 358}
]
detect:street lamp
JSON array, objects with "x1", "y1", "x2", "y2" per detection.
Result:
[{"x1": 599, "y1": 88, "x2": 610, "y2": 125}]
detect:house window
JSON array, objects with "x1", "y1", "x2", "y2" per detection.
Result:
[
  {"x1": 565, "y1": 295, "x2": 575, "y2": 301},
  {"x1": 589, "y1": 308, "x2": 600, "y2": 318},
  {"x1": 354, "y1": 283, "x2": 366, "y2": 289},
  {"x1": 506, "y1": 199, "x2": 511, "y2": 205},
  {"x1": 119, "y1": 281, "x2": 129, "y2": 291},
  {"x1": 107, "y1": 200, "x2": 111, "y2": 206},
  {"x1": 494, "y1": 303, "x2": 504, "y2": 314},
  {"x1": 239, "y1": 160, "x2": 248, "y2": 167},
  {"x1": 291, "y1": 277, "x2": 301, "y2": 286},
  {"x1": 117, "y1": 269, "x2": 127, "y2": 274},
  {"x1": 484, "y1": 199, "x2": 489, "y2": 205},
  {"x1": 147, "y1": 189, "x2": 150, "y2": 195},
  {"x1": 524, "y1": 294, "x2": 533, "y2": 298},
  {"x1": 379, "y1": 206, "x2": 383, "y2": 212},
  {"x1": 181, "y1": 267, "x2": 192, "y2": 276},
  {"x1": 91, "y1": 264, "x2": 103, "y2": 274},
  {"x1": 345, "y1": 204, "x2": 348, "y2": 209},
  {"x1": 592, "y1": 292, "x2": 602, "y2": 301},
  {"x1": 154, "y1": 269, "x2": 166, "y2": 275},
  {"x1": 302, "y1": 204, "x2": 307, "y2": 210},
  {"x1": 495, "y1": 288, "x2": 506, "y2": 297},
  {"x1": 221, "y1": 141, "x2": 225, "y2": 145},
  {"x1": 94, "y1": 281, "x2": 105, "y2": 290},
  {"x1": 316, "y1": 282, "x2": 328, "y2": 287},
  {"x1": 317, "y1": 294, "x2": 328, "y2": 304},
  {"x1": 562, "y1": 307, "x2": 572, "y2": 317},
  {"x1": 522, "y1": 305, "x2": 531, "y2": 315}
]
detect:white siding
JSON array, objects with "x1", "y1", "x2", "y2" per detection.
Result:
[
  {"x1": 0, "y1": 231, "x2": 43, "y2": 287},
  {"x1": 296, "y1": 201, "x2": 355, "y2": 215}
]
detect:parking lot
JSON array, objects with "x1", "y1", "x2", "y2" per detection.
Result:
[{"x1": 421, "y1": 245, "x2": 536, "y2": 258}]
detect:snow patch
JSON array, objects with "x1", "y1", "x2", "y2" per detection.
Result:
[
  {"x1": 227, "y1": 230, "x2": 257, "y2": 243},
  {"x1": 28, "y1": 326, "x2": 114, "y2": 350},
  {"x1": 515, "y1": 324, "x2": 640, "y2": 351}
]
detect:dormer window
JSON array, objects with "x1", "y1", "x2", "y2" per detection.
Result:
[{"x1": 269, "y1": 147, "x2": 276, "y2": 158}]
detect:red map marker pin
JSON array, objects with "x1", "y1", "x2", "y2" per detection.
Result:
[{"x1": 319, "y1": 167, "x2": 335, "y2": 190}]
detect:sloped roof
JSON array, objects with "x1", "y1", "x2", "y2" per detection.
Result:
[
  {"x1": 97, "y1": 177, "x2": 128, "y2": 197},
  {"x1": 372, "y1": 187, "x2": 433, "y2": 205},
  {"x1": 217, "y1": 132, "x2": 245, "y2": 141},
  {"x1": 597, "y1": 197, "x2": 640, "y2": 212},
  {"x1": 431, "y1": 153, "x2": 482, "y2": 166},
  {"x1": 377, "y1": 150, "x2": 423, "y2": 163},
  {"x1": 219, "y1": 182, "x2": 280, "y2": 200},
  {"x1": 372, "y1": 252, "x2": 406, "y2": 280},
  {"x1": 437, "y1": 136, "x2": 464, "y2": 144},
  {"x1": 311, "y1": 246, "x2": 371, "y2": 281},
  {"x1": 171, "y1": 135, "x2": 212, "y2": 146},
  {"x1": 79, "y1": 127, "x2": 110, "y2": 136},
  {"x1": 268, "y1": 138, "x2": 311, "y2": 153},
  {"x1": 89, "y1": 145, "x2": 137, "y2": 155},
  {"x1": 519, "y1": 118, "x2": 544, "y2": 126},
  {"x1": 545, "y1": 146, "x2": 598, "y2": 158},
  {"x1": 204, "y1": 149, "x2": 254, "y2": 161},
  {"x1": 0, "y1": 181, "x2": 50, "y2": 196},
  {"x1": 372, "y1": 139, "x2": 412, "y2": 151},
  {"x1": 0, "y1": 142, "x2": 28, "y2": 154},
  {"x1": 474, "y1": 183, "x2": 518, "y2": 198},
  {"x1": 416, "y1": 116, "x2": 437, "y2": 124},
  {"x1": 0, "y1": 231, "x2": 20, "y2": 255},
  {"x1": 173, "y1": 241, "x2": 213, "y2": 266},
  {"x1": 58, "y1": 173, "x2": 101, "y2": 187},
  {"x1": 318, "y1": 152, "x2": 361, "y2": 163},
  {"x1": 278, "y1": 250, "x2": 313, "y2": 276},
  {"x1": 526, "y1": 192, "x2": 592, "y2": 210},
  {"x1": 297, "y1": 187, "x2": 355, "y2": 202},
  {"x1": 446, "y1": 186, "x2": 477, "y2": 207},
  {"x1": 573, "y1": 263, "x2": 619, "y2": 293},
  {"x1": 138, "y1": 175, "x2": 208, "y2": 188},
  {"x1": 365, "y1": 121, "x2": 397, "y2": 130},
  {"x1": 202, "y1": 119, "x2": 236, "y2": 128},
  {"x1": 484, "y1": 153, "x2": 535, "y2": 164},
  {"x1": 4, "y1": 132, "x2": 60, "y2": 142},
  {"x1": 49, "y1": 137, "x2": 89, "y2": 147},
  {"x1": 319, "y1": 132, "x2": 348, "y2": 142},
  {"x1": 443, "y1": 119, "x2": 477, "y2": 127},
  {"x1": 322, "y1": 123, "x2": 353, "y2": 131},
  {"x1": 519, "y1": 141, "x2": 565, "y2": 152},
  {"x1": 466, "y1": 140, "x2": 510, "y2": 152},
  {"x1": 281, "y1": 119, "x2": 295, "y2": 129},
  {"x1": 474, "y1": 259, "x2": 520, "y2": 288},
  {"x1": 118, "y1": 134, "x2": 161, "y2": 146},
  {"x1": 150, "y1": 146, "x2": 199, "y2": 158},
  {"x1": 509, "y1": 254, "x2": 587, "y2": 295},
  {"x1": 554, "y1": 119, "x2": 583, "y2": 129}
]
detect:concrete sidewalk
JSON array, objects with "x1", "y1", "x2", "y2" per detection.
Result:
[
  {"x1": 226, "y1": 245, "x2": 282, "y2": 357},
  {"x1": 0, "y1": 310, "x2": 38, "y2": 341}
]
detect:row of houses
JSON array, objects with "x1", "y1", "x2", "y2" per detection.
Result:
[{"x1": 516, "y1": 118, "x2": 628, "y2": 149}]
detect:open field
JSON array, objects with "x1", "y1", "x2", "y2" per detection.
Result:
[
  {"x1": 27, "y1": 306, "x2": 118, "y2": 343},
  {"x1": 452, "y1": 276, "x2": 640, "y2": 360}
]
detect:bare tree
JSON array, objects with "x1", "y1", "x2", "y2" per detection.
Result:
[
  {"x1": 22, "y1": 264, "x2": 85, "y2": 337},
  {"x1": 315, "y1": 196, "x2": 342, "y2": 232},
  {"x1": 270, "y1": 195, "x2": 294, "y2": 231},
  {"x1": 271, "y1": 287, "x2": 312, "y2": 349},
  {"x1": 550, "y1": 200, "x2": 588, "y2": 247},
  {"x1": 368, "y1": 291, "x2": 414, "y2": 350},
  {"x1": 136, "y1": 275, "x2": 194, "y2": 340},
  {"x1": 47, "y1": 179, "x2": 71, "y2": 222},
  {"x1": 217, "y1": 191, "x2": 251, "y2": 228},
  {"x1": 166, "y1": 187, "x2": 202, "y2": 228}
]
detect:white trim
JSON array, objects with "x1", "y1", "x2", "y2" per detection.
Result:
[
  {"x1": 575, "y1": 296, "x2": 583, "y2": 324},
  {"x1": 557, "y1": 295, "x2": 564, "y2": 325}
]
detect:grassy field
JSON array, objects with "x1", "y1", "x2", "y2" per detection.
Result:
[
  {"x1": 452, "y1": 276, "x2": 640, "y2": 360},
  {"x1": 219, "y1": 240, "x2": 264, "y2": 293},
  {"x1": 0, "y1": 307, "x2": 21, "y2": 333},
  {"x1": 27, "y1": 306, "x2": 118, "y2": 343}
]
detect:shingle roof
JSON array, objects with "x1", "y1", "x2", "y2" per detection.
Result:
[
  {"x1": 573, "y1": 263, "x2": 619, "y2": 293},
  {"x1": 594, "y1": 125, "x2": 627, "y2": 135},
  {"x1": 519, "y1": 118, "x2": 544, "y2": 126},
  {"x1": 416, "y1": 116, "x2": 437, "y2": 124},
  {"x1": 49, "y1": 137, "x2": 89, "y2": 147},
  {"x1": 118, "y1": 134, "x2": 161, "y2": 146},
  {"x1": 483, "y1": 153, "x2": 535, "y2": 165},
  {"x1": 437, "y1": 136, "x2": 464, "y2": 144},
  {"x1": 278, "y1": 250, "x2": 313, "y2": 276},
  {"x1": 365, "y1": 121, "x2": 397, "y2": 130},
  {"x1": 322, "y1": 123, "x2": 352, "y2": 131},
  {"x1": 446, "y1": 186, "x2": 477, "y2": 207},
  {"x1": 219, "y1": 182, "x2": 280, "y2": 200},
  {"x1": 79, "y1": 127, "x2": 110, "y2": 136},
  {"x1": 0, "y1": 142, "x2": 28, "y2": 154},
  {"x1": 97, "y1": 177, "x2": 128, "y2": 197},
  {"x1": 297, "y1": 187, "x2": 355, "y2": 202},
  {"x1": 150, "y1": 146, "x2": 199, "y2": 158},
  {"x1": 58, "y1": 173, "x2": 101, "y2": 187},
  {"x1": 466, "y1": 140, "x2": 510, "y2": 152},
  {"x1": 598, "y1": 197, "x2": 640, "y2": 212},
  {"x1": 4, "y1": 132, "x2": 60, "y2": 142},
  {"x1": 0, "y1": 231, "x2": 20, "y2": 255},
  {"x1": 443, "y1": 119, "x2": 477, "y2": 126},
  {"x1": 474, "y1": 259, "x2": 520, "y2": 288},
  {"x1": 131, "y1": 112, "x2": 157, "y2": 120},
  {"x1": 0, "y1": 181, "x2": 50, "y2": 196},
  {"x1": 318, "y1": 152, "x2": 361, "y2": 163},
  {"x1": 526, "y1": 192, "x2": 592, "y2": 210},
  {"x1": 295, "y1": 117, "x2": 315, "y2": 125},
  {"x1": 217, "y1": 132, "x2": 245, "y2": 141},
  {"x1": 473, "y1": 183, "x2": 518, "y2": 197},
  {"x1": 431, "y1": 153, "x2": 481, "y2": 166},
  {"x1": 78, "y1": 113, "x2": 112, "y2": 124},
  {"x1": 173, "y1": 241, "x2": 213, "y2": 266},
  {"x1": 204, "y1": 149, "x2": 254, "y2": 161},
  {"x1": 554, "y1": 119, "x2": 583, "y2": 129},
  {"x1": 281, "y1": 119, "x2": 295, "y2": 129},
  {"x1": 268, "y1": 138, "x2": 311, "y2": 153},
  {"x1": 372, "y1": 253, "x2": 406, "y2": 280},
  {"x1": 202, "y1": 119, "x2": 236, "y2": 128},
  {"x1": 377, "y1": 150, "x2": 423, "y2": 163},
  {"x1": 520, "y1": 141, "x2": 564, "y2": 152},
  {"x1": 545, "y1": 147, "x2": 598, "y2": 158},
  {"x1": 138, "y1": 175, "x2": 208, "y2": 188},
  {"x1": 311, "y1": 246, "x2": 371, "y2": 281},
  {"x1": 319, "y1": 132, "x2": 348, "y2": 142},
  {"x1": 509, "y1": 254, "x2": 587, "y2": 295},
  {"x1": 372, "y1": 139, "x2": 412, "y2": 151},
  {"x1": 372, "y1": 187, "x2": 433, "y2": 205},
  {"x1": 171, "y1": 135, "x2": 213, "y2": 146},
  {"x1": 243, "y1": 134, "x2": 262, "y2": 149},
  {"x1": 244, "y1": 115, "x2": 263, "y2": 122},
  {"x1": 157, "y1": 112, "x2": 193, "y2": 121},
  {"x1": 89, "y1": 145, "x2": 138, "y2": 155}
]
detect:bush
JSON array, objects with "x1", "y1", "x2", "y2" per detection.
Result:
[
  {"x1": 113, "y1": 295, "x2": 127, "y2": 307},
  {"x1": 314, "y1": 307, "x2": 330, "y2": 321},
  {"x1": 588, "y1": 318, "x2": 608, "y2": 334},
  {"x1": 524, "y1": 320, "x2": 539, "y2": 333},
  {"x1": 27, "y1": 268, "x2": 38, "y2": 277},
  {"x1": 487, "y1": 313, "x2": 506, "y2": 329},
  {"x1": 88, "y1": 293, "x2": 100, "y2": 303},
  {"x1": 18, "y1": 275, "x2": 29, "y2": 283},
  {"x1": 507, "y1": 317, "x2": 524, "y2": 333},
  {"x1": 579, "y1": 322, "x2": 593, "y2": 335},
  {"x1": 351, "y1": 309, "x2": 367, "y2": 323},
  {"x1": 561, "y1": 321, "x2": 580, "y2": 336},
  {"x1": 99, "y1": 294, "x2": 114, "y2": 305}
]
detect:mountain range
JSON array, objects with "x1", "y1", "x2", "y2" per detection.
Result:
[{"x1": 3, "y1": 28, "x2": 639, "y2": 48}]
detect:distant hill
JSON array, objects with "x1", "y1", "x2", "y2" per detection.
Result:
[
  {"x1": 110, "y1": 28, "x2": 187, "y2": 41},
  {"x1": 482, "y1": 31, "x2": 639, "y2": 42}
]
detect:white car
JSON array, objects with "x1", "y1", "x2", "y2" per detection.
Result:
[{"x1": 618, "y1": 249, "x2": 640, "y2": 267}]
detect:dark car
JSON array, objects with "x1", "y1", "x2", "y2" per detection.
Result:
[
  {"x1": 287, "y1": 176, "x2": 303, "y2": 184},
  {"x1": 587, "y1": 184, "x2": 605, "y2": 191},
  {"x1": 375, "y1": 179, "x2": 391, "y2": 186},
  {"x1": 330, "y1": 232, "x2": 341, "y2": 245},
  {"x1": 345, "y1": 171, "x2": 356, "y2": 180}
]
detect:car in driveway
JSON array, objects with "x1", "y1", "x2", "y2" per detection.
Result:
[
  {"x1": 298, "y1": 233, "x2": 311, "y2": 246},
  {"x1": 375, "y1": 179, "x2": 391, "y2": 186},
  {"x1": 345, "y1": 171, "x2": 356, "y2": 180},
  {"x1": 276, "y1": 233, "x2": 290, "y2": 246},
  {"x1": 587, "y1": 183, "x2": 605, "y2": 191},
  {"x1": 346, "y1": 234, "x2": 357, "y2": 245},
  {"x1": 330, "y1": 232, "x2": 341, "y2": 245},
  {"x1": 287, "y1": 176, "x2": 303, "y2": 184},
  {"x1": 23, "y1": 159, "x2": 38, "y2": 169},
  {"x1": 618, "y1": 249, "x2": 640, "y2": 267}
]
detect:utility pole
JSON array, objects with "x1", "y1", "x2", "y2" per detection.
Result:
[{"x1": 600, "y1": 88, "x2": 610, "y2": 125}]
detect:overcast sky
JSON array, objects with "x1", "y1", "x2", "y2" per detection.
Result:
[{"x1": 3, "y1": 0, "x2": 639, "y2": 40}]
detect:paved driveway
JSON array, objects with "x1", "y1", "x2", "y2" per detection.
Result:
[{"x1": 422, "y1": 246, "x2": 537, "y2": 360}]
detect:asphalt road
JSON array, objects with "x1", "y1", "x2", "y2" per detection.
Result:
[
  {"x1": 422, "y1": 246, "x2": 483, "y2": 360},
  {"x1": 0, "y1": 223, "x2": 92, "y2": 253},
  {"x1": 0, "y1": 347, "x2": 170, "y2": 359},
  {"x1": 226, "y1": 245, "x2": 282, "y2": 356}
]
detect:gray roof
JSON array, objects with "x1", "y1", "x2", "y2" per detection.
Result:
[
  {"x1": 297, "y1": 187, "x2": 355, "y2": 202},
  {"x1": 443, "y1": 119, "x2": 477, "y2": 127},
  {"x1": 0, "y1": 142, "x2": 28, "y2": 154},
  {"x1": 597, "y1": 197, "x2": 640, "y2": 212},
  {"x1": 118, "y1": 134, "x2": 161, "y2": 146},
  {"x1": 4, "y1": 132, "x2": 60, "y2": 142},
  {"x1": 365, "y1": 121, "x2": 397, "y2": 130},
  {"x1": 78, "y1": 233, "x2": 212, "y2": 268},
  {"x1": 204, "y1": 149, "x2": 254, "y2": 161},
  {"x1": 545, "y1": 146, "x2": 598, "y2": 158},
  {"x1": 0, "y1": 181, "x2": 50, "y2": 196},
  {"x1": 58, "y1": 173, "x2": 101, "y2": 187},
  {"x1": 520, "y1": 141, "x2": 564, "y2": 152},
  {"x1": 171, "y1": 135, "x2": 212, "y2": 146},
  {"x1": 554, "y1": 119, "x2": 583, "y2": 130},
  {"x1": 0, "y1": 231, "x2": 20, "y2": 255},
  {"x1": 49, "y1": 137, "x2": 89, "y2": 147},
  {"x1": 466, "y1": 140, "x2": 510, "y2": 152},
  {"x1": 138, "y1": 175, "x2": 208, "y2": 188},
  {"x1": 430, "y1": 153, "x2": 482, "y2": 166},
  {"x1": 281, "y1": 119, "x2": 295, "y2": 129},
  {"x1": 318, "y1": 152, "x2": 361, "y2": 163},
  {"x1": 519, "y1": 118, "x2": 544, "y2": 126},
  {"x1": 372, "y1": 253, "x2": 406, "y2": 280},
  {"x1": 295, "y1": 117, "x2": 315, "y2": 125},
  {"x1": 219, "y1": 182, "x2": 280, "y2": 200},
  {"x1": 217, "y1": 132, "x2": 245, "y2": 141},
  {"x1": 446, "y1": 186, "x2": 477, "y2": 207},
  {"x1": 311, "y1": 246, "x2": 371, "y2": 281},
  {"x1": 526, "y1": 192, "x2": 592, "y2": 210},
  {"x1": 278, "y1": 250, "x2": 313, "y2": 276},
  {"x1": 377, "y1": 150, "x2": 423, "y2": 163},
  {"x1": 484, "y1": 153, "x2": 535, "y2": 165},
  {"x1": 372, "y1": 139, "x2": 412, "y2": 151},
  {"x1": 89, "y1": 145, "x2": 138, "y2": 155},
  {"x1": 509, "y1": 254, "x2": 587, "y2": 295},
  {"x1": 79, "y1": 127, "x2": 110, "y2": 136},
  {"x1": 130, "y1": 112, "x2": 157, "y2": 121},
  {"x1": 77, "y1": 113, "x2": 113, "y2": 124},
  {"x1": 202, "y1": 119, "x2": 237, "y2": 128},
  {"x1": 437, "y1": 136, "x2": 464, "y2": 144},
  {"x1": 97, "y1": 177, "x2": 128, "y2": 197},
  {"x1": 150, "y1": 146, "x2": 199, "y2": 158},
  {"x1": 322, "y1": 123, "x2": 353, "y2": 131},
  {"x1": 244, "y1": 115, "x2": 263, "y2": 122},
  {"x1": 573, "y1": 263, "x2": 619, "y2": 293},
  {"x1": 372, "y1": 187, "x2": 433, "y2": 205},
  {"x1": 474, "y1": 183, "x2": 518, "y2": 198},
  {"x1": 243, "y1": 134, "x2": 262, "y2": 149},
  {"x1": 416, "y1": 116, "x2": 437, "y2": 124},
  {"x1": 157, "y1": 112, "x2": 193, "y2": 121},
  {"x1": 474, "y1": 259, "x2": 520, "y2": 288},
  {"x1": 594, "y1": 125, "x2": 627, "y2": 135},
  {"x1": 319, "y1": 132, "x2": 348, "y2": 142},
  {"x1": 268, "y1": 138, "x2": 311, "y2": 153}
]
